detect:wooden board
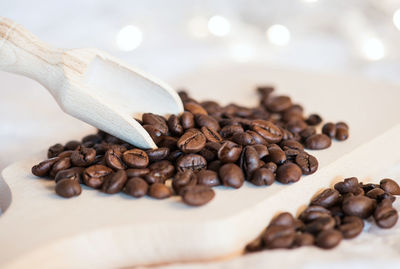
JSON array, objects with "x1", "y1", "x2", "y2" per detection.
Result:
[{"x1": 1, "y1": 63, "x2": 400, "y2": 268}]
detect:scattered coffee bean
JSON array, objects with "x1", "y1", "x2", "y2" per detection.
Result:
[
  {"x1": 48, "y1": 143, "x2": 64, "y2": 158},
  {"x1": 122, "y1": 149, "x2": 149, "y2": 168},
  {"x1": 83, "y1": 165, "x2": 113, "y2": 189},
  {"x1": 124, "y1": 177, "x2": 148, "y2": 198},
  {"x1": 197, "y1": 170, "x2": 220, "y2": 187},
  {"x1": 54, "y1": 167, "x2": 84, "y2": 183},
  {"x1": 32, "y1": 157, "x2": 59, "y2": 177},
  {"x1": 71, "y1": 146, "x2": 96, "y2": 167},
  {"x1": 305, "y1": 134, "x2": 331, "y2": 150},
  {"x1": 219, "y1": 163, "x2": 244, "y2": 188},
  {"x1": 177, "y1": 128, "x2": 206, "y2": 153},
  {"x1": 148, "y1": 183, "x2": 172, "y2": 199},
  {"x1": 380, "y1": 178, "x2": 400, "y2": 195},
  {"x1": 295, "y1": 152, "x2": 318, "y2": 175},
  {"x1": 250, "y1": 168, "x2": 275, "y2": 186},
  {"x1": 322, "y1": 123, "x2": 336, "y2": 138},
  {"x1": 311, "y1": 189, "x2": 340, "y2": 208},
  {"x1": 374, "y1": 202, "x2": 398, "y2": 228},
  {"x1": 218, "y1": 141, "x2": 242, "y2": 163},
  {"x1": 55, "y1": 178, "x2": 82, "y2": 198},
  {"x1": 101, "y1": 170, "x2": 127, "y2": 194},
  {"x1": 342, "y1": 195, "x2": 376, "y2": 218},
  {"x1": 315, "y1": 229, "x2": 342, "y2": 249},
  {"x1": 339, "y1": 216, "x2": 364, "y2": 239},
  {"x1": 105, "y1": 149, "x2": 126, "y2": 170},
  {"x1": 50, "y1": 157, "x2": 71, "y2": 178},
  {"x1": 335, "y1": 126, "x2": 349, "y2": 141},
  {"x1": 276, "y1": 162, "x2": 302, "y2": 184},
  {"x1": 180, "y1": 185, "x2": 215, "y2": 206}
]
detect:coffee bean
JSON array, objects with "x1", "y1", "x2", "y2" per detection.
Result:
[
  {"x1": 263, "y1": 162, "x2": 277, "y2": 173},
  {"x1": 267, "y1": 144, "x2": 286, "y2": 165},
  {"x1": 207, "y1": 160, "x2": 222, "y2": 172},
  {"x1": 286, "y1": 120, "x2": 307, "y2": 134},
  {"x1": 245, "y1": 236, "x2": 264, "y2": 252},
  {"x1": 250, "y1": 168, "x2": 275, "y2": 186},
  {"x1": 167, "y1": 115, "x2": 183, "y2": 136},
  {"x1": 48, "y1": 143, "x2": 64, "y2": 158},
  {"x1": 218, "y1": 141, "x2": 242, "y2": 163},
  {"x1": 197, "y1": 170, "x2": 220, "y2": 187},
  {"x1": 219, "y1": 163, "x2": 244, "y2": 188},
  {"x1": 122, "y1": 149, "x2": 149, "y2": 168},
  {"x1": 269, "y1": 212, "x2": 296, "y2": 228},
  {"x1": 177, "y1": 129, "x2": 206, "y2": 154},
  {"x1": 299, "y1": 206, "x2": 331, "y2": 223},
  {"x1": 149, "y1": 160, "x2": 175, "y2": 179},
  {"x1": 342, "y1": 195, "x2": 376, "y2": 218},
  {"x1": 380, "y1": 178, "x2": 400, "y2": 195},
  {"x1": 180, "y1": 111, "x2": 195, "y2": 129},
  {"x1": 265, "y1": 96, "x2": 292, "y2": 113},
  {"x1": 335, "y1": 126, "x2": 349, "y2": 141},
  {"x1": 55, "y1": 178, "x2": 82, "y2": 198},
  {"x1": 201, "y1": 126, "x2": 223, "y2": 143},
  {"x1": 220, "y1": 125, "x2": 244, "y2": 138},
  {"x1": 374, "y1": 205, "x2": 398, "y2": 229},
  {"x1": 32, "y1": 157, "x2": 59, "y2": 177},
  {"x1": 231, "y1": 132, "x2": 256, "y2": 146},
  {"x1": 143, "y1": 125, "x2": 163, "y2": 144},
  {"x1": 50, "y1": 157, "x2": 71, "y2": 178},
  {"x1": 64, "y1": 140, "x2": 81, "y2": 151},
  {"x1": 311, "y1": 189, "x2": 340, "y2": 208},
  {"x1": 101, "y1": 170, "x2": 127, "y2": 194},
  {"x1": 360, "y1": 182, "x2": 380, "y2": 193},
  {"x1": 334, "y1": 177, "x2": 359, "y2": 194},
  {"x1": 201, "y1": 100, "x2": 221, "y2": 115},
  {"x1": 184, "y1": 102, "x2": 208, "y2": 115},
  {"x1": 83, "y1": 165, "x2": 113, "y2": 188},
  {"x1": 366, "y1": 188, "x2": 385, "y2": 200},
  {"x1": 56, "y1": 150, "x2": 74, "y2": 158},
  {"x1": 315, "y1": 229, "x2": 342, "y2": 249},
  {"x1": 146, "y1": 148, "x2": 170, "y2": 162},
  {"x1": 322, "y1": 123, "x2": 336, "y2": 138},
  {"x1": 304, "y1": 216, "x2": 335, "y2": 234},
  {"x1": 195, "y1": 114, "x2": 220, "y2": 131},
  {"x1": 336, "y1": 122, "x2": 349, "y2": 130},
  {"x1": 262, "y1": 225, "x2": 295, "y2": 249},
  {"x1": 148, "y1": 183, "x2": 172, "y2": 199},
  {"x1": 251, "y1": 120, "x2": 283, "y2": 143},
  {"x1": 252, "y1": 144, "x2": 269, "y2": 160},
  {"x1": 124, "y1": 177, "x2": 148, "y2": 198},
  {"x1": 104, "y1": 149, "x2": 125, "y2": 170},
  {"x1": 142, "y1": 113, "x2": 168, "y2": 135},
  {"x1": 70, "y1": 146, "x2": 96, "y2": 167},
  {"x1": 300, "y1": 127, "x2": 316, "y2": 140},
  {"x1": 176, "y1": 154, "x2": 207, "y2": 172},
  {"x1": 276, "y1": 162, "x2": 302, "y2": 184},
  {"x1": 180, "y1": 185, "x2": 215, "y2": 206},
  {"x1": 293, "y1": 233, "x2": 314, "y2": 247},
  {"x1": 305, "y1": 134, "x2": 331, "y2": 150},
  {"x1": 82, "y1": 134, "x2": 102, "y2": 144},
  {"x1": 339, "y1": 216, "x2": 364, "y2": 239},
  {"x1": 158, "y1": 136, "x2": 178, "y2": 150},
  {"x1": 295, "y1": 152, "x2": 318, "y2": 175},
  {"x1": 126, "y1": 168, "x2": 150, "y2": 178},
  {"x1": 305, "y1": 114, "x2": 322, "y2": 126},
  {"x1": 172, "y1": 170, "x2": 197, "y2": 194},
  {"x1": 280, "y1": 140, "x2": 304, "y2": 152},
  {"x1": 55, "y1": 167, "x2": 84, "y2": 183},
  {"x1": 240, "y1": 146, "x2": 261, "y2": 179}
]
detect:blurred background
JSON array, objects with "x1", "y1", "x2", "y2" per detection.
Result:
[{"x1": 1, "y1": 0, "x2": 400, "y2": 169}]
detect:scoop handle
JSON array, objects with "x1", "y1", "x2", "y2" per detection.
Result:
[{"x1": 0, "y1": 17, "x2": 63, "y2": 92}]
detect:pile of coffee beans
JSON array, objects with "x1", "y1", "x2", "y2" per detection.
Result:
[
  {"x1": 245, "y1": 177, "x2": 400, "y2": 252},
  {"x1": 31, "y1": 86, "x2": 349, "y2": 206}
]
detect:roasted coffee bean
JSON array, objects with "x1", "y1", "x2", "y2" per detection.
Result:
[
  {"x1": 207, "y1": 160, "x2": 222, "y2": 172},
  {"x1": 144, "y1": 170, "x2": 166, "y2": 184},
  {"x1": 172, "y1": 170, "x2": 197, "y2": 194},
  {"x1": 380, "y1": 178, "x2": 400, "y2": 195},
  {"x1": 378, "y1": 193, "x2": 396, "y2": 203},
  {"x1": 197, "y1": 170, "x2": 220, "y2": 187},
  {"x1": 250, "y1": 168, "x2": 275, "y2": 186},
  {"x1": 158, "y1": 136, "x2": 178, "y2": 150},
  {"x1": 124, "y1": 177, "x2": 148, "y2": 198},
  {"x1": 54, "y1": 167, "x2": 84, "y2": 183},
  {"x1": 219, "y1": 163, "x2": 244, "y2": 189},
  {"x1": 262, "y1": 225, "x2": 296, "y2": 249},
  {"x1": 48, "y1": 143, "x2": 65, "y2": 158},
  {"x1": 246, "y1": 130, "x2": 267, "y2": 145},
  {"x1": 167, "y1": 115, "x2": 183, "y2": 136},
  {"x1": 315, "y1": 229, "x2": 342, "y2": 249},
  {"x1": 50, "y1": 157, "x2": 71, "y2": 178},
  {"x1": 195, "y1": 114, "x2": 220, "y2": 131},
  {"x1": 105, "y1": 149, "x2": 125, "y2": 170},
  {"x1": 70, "y1": 146, "x2": 96, "y2": 167},
  {"x1": 335, "y1": 126, "x2": 349, "y2": 141},
  {"x1": 305, "y1": 134, "x2": 331, "y2": 150},
  {"x1": 218, "y1": 141, "x2": 242, "y2": 163},
  {"x1": 374, "y1": 203, "x2": 398, "y2": 228},
  {"x1": 295, "y1": 152, "x2": 318, "y2": 175},
  {"x1": 305, "y1": 114, "x2": 322, "y2": 126},
  {"x1": 148, "y1": 183, "x2": 172, "y2": 199},
  {"x1": 201, "y1": 126, "x2": 223, "y2": 143},
  {"x1": 146, "y1": 148, "x2": 170, "y2": 162},
  {"x1": 142, "y1": 113, "x2": 168, "y2": 135},
  {"x1": 334, "y1": 177, "x2": 359, "y2": 194},
  {"x1": 122, "y1": 149, "x2": 149, "y2": 168},
  {"x1": 253, "y1": 144, "x2": 269, "y2": 159},
  {"x1": 240, "y1": 146, "x2": 261, "y2": 179},
  {"x1": 322, "y1": 123, "x2": 336, "y2": 138},
  {"x1": 57, "y1": 150, "x2": 74, "y2": 158},
  {"x1": 360, "y1": 182, "x2": 380, "y2": 193},
  {"x1": 32, "y1": 157, "x2": 59, "y2": 177},
  {"x1": 265, "y1": 95, "x2": 292, "y2": 112},
  {"x1": 180, "y1": 111, "x2": 195, "y2": 129},
  {"x1": 342, "y1": 195, "x2": 376, "y2": 218},
  {"x1": 263, "y1": 162, "x2": 277, "y2": 173},
  {"x1": 198, "y1": 145, "x2": 218, "y2": 162},
  {"x1": 82, "y1": 134, "x2": 102, "y2": 144},
  {"x1": 286, "y1": 120, "x2": 307, "y2": 134},
  {"x1": 184, "y1": 102, "x2": 208, "y2": 115},
  {"x1": 177, "y1": 128, "x2": 206, "y2": 153},
  {"x1": 275, "y1": 162, "x2": 302, "y2": 184},
  {"x1": 220, "y1": 125, "x2": 244, "y2": 138},
  {"x1": 269, "y1": 212, "x2": 296, "y2": 228},
  {"x1": 251, "y1": 120, "x2": 283, "y2": 143},
  {"x1": 64, "y1": 140, "x2": 80, "y2": 150},
  {"x1": 366, "y1": 188, "x2": 385, "y2": 200},
  {"x1": 83, "y1": 165, "x2": 113, "y2": 189},
  {"x1": 300, "y1": 127, "x2": 316, "y2": 140},
  {"x1": 176, "y1": 154, "x2": 207, "y2": 172},
  {"x1": 180, "y1": 185, "x2": 215, "y2": 206},
  {"x1": 149, "y1": 160, "x2": 175, "y2": 178},
  {"x1": 293, "y1": 233, "x2": 314, "y2": 247},
  {"x1": 143, "y1": 125, "x2": 163, "y2": 144},
  {"x1": 299, "y1": 206, "x2": 331, "y2": 223},
  {"x1": 339, "y1": 216, "x2": 364, "y2": 239},
  {"x1": 55, "y1": 178, "x2": 82, "y2": 198},
  {"x1": 311, "y1": 189, "x2": 340, "y2": 208},
  {"x1": 126, "y1": 168, "x2": 150, "y2": 178},
  {"x1": 231, "y1": 132, "x2": 256, "y2": 146},
  {"x1": 280, "y1": 140, "x2": 304, "y2": 152},
  {"x1": 245, "y1": 237, "x2": 264, "y2": 252},
  {"x1": 201, "y1": 100, "x2": 221, "y2": 115},
  {"x1": 304, "y1": 216, "x2": 335, "y2": 234},
  {"x1": 284, "y1": 148, "x2": 301, "y2": 161},
  {"x1": 101, "y1": 170, "x2": 127, "y2": 194},
  {"x1": 267, "y1": 144, "x2": 286, "y2": 165}
]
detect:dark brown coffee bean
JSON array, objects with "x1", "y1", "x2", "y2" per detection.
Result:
[
  {"x1": 149, "y1": 160, "x2": 175, "y2": 178},
  {"x1": 201, "y1": 126, "x2": 223, "y2": 143},
  {"x1": 50, "y1": 157, "x2": 71, "y2": 178},
  {"x1": 265, "y1": 95, "x2": 292, "y2": 112},
  {"x1": 246, "y1": 131, "x2": 267, "y2": 145},
  {"x1": 380, "y1": 178, "x2": 400, "y2": 195},
  {"x1": 305, "y1": 134, "x2": 331, "y2": 150},
  {"x1": 195, "y1": 114, "x2": 220, "y2": 131},
  {"x1": 311, "y1": 189, "x2": 340, "y2": 208},
  {"x1": 231, "y1": 132, "x2": 256, "y2": 146},
  {"x1": 64, "y1": 140, "x2": 81, "y2": 151},
  {"x1": 219, "y1": 163, "x2": 244, "y2": 189},
  {"x1": 304, "y1": 216, "x2": 335, "y2": 234},
  {"x1": 218, "y1": 141, "x2": 242, "y2": 163},
  {"x1": 176, "y1": 154, "x2": 207, "y2": 172},
  {"x1": 315, "y1": 229, "x2": 342, "y2": 249},
  {"x1": 82, "y1": 134, "x2": 102, "y2": 144},
  {"x1": 275, "y1": 162, "x2": 302, "y2": 184},
  {"x1": 172, "y1": 170, "x2": 197, "y2": 194},
  {"x1": 201, "y1": 100, "x2": 221, "y2": 115},
  {"x1": 142, "y1": 113, "x2": 168, "y2": 135},
  {"x1": 378, "y1": 193, "x2": 396, "y2": 204},
  {"x1": 101, "y1": 170, "x2": 127, "y2": 194},
  {"x1": 299, "y1": 206, "x2": 332, "y2": 223},
  {"x1": 253, "y1": 144, "x2": 269, "y2": 159},
  {"x1": 295, "y1": 152, "x2": 318, "y2": 175},
  {"x1": 280, "y1": 140, "x2": 304, "y2": 152},
  {"x1": 263, "y1": 162, "x2": 277, "y2": 173},
  {"x1": 305, "y1": 114, "x2": 322, "y2": 126},
  {"x1": 143, "y1": 125, "x2": 163, "y2": 144},
  {"x1": 293, "y1": 233, "x2": 314, "y2": 247},
  {"x1": 126, "y1": 168, "x2": 149, "y2": 178},
  {"x1": 70, "y1": 146, "x2": 96, "y2": 167},
  {"x1": 269, "y1": 212, "x2": 295, "y2": 228},
  {"x1": 48, "y1": 143, "x2": 64, "y2": 158},
  {"x1": 144, "y1": 170, "x2": 166, "y2": 184},
  {"x1": 366, "y1": 188, "x2": 385, "y2": 200},
  {"x1": 177, "y1": 128, "x2": 206, "y2": 153},
  {"x1": 360, "y1": 182, "x2": 380, "y2": 193},
  {"x1": 342, "y1": 195, "x2": 376, "y2": 218},
  {"x1": 167, "y1": 115, "x2": 183, "y2": 136},
  {"x1": 180, "y1": 185, "x2": 215, "y2": 206},
  {"x1": 322, "y1": 122, "x2": 336, "y2": 138},
  {"x1": 104, "y1": 149, "x2": 125, "y2": 170},
  {"x1": 55, "y1": 178, "x2": 82, "y2": 198},
  {"x1": 334, "y1": 177, "x2": 359, "y2": 194},
  {"x1": 146, "y1": 148, "x2": 170, "y2": 162},
  {"x1": 55, "y1": 167, "x2": 84, "y2": 183},
  {"x1": 251, "y1": 120, "x2": 283, "y2": 143},
  {"x1": 339, "y1": 216, "x2": 364, "y2": 239},
  {"x1": 180, "y1": 111, "x2": 195, "y2": 129},
  {"x1": 124, "y1": 177, "x2": 148, "y2": 198},
  {"x1": 245, "y1": 236, "x2": 264, "y2": 252},
  {"x1": 335, "y1": 126, "x2": 349, "y2": 141},
  {"x1": 262, "y1": 225, "x2": 295, "y2": 249},
  {"x1": 32, "y1": 157, "x2": 59, "y2": 177},
  {"x1": 197, "y1": 170, "x2": 220, "y2": 187},
  {"x1": 148, "y1": 183, "x2": 172, "y2": 199},
  {"x1": 374, "y1": 203, "x2": 398, "y2": 228},
  {"x1": 300, "y1": 127, "x2": 316, "y2": 140},
  {"x1": 122, "y1": 149, "x2": 149, "y2": 168},
  {"x1": 240, "y1": 146, "x2": 261, "y2": 179},
  {"x1": 250, "y1": 168, "x2": 275, "y2": 186},
  {"x1": 267, "y1": 145, "x2": 286, "y2": 165},
  {"x1": 220, "y1": 125, "x2": 244, "y2": 138},
  {"x1": 158, "y1": 136, "x2": 178, "y2": 150},
  {"x1": 286, "y1": 120, "x2": 307, "y2": 134},
  {"x1": 83, "y1": 165, "x2": 113, "y2": 188},
  {"x1": 207, "y1": 160, "x2": 222, "y2": 172},
  {"x1": 184, "y1": 102, "x2": 208, "y2": 115},
  {"x1": 336, "y1": 122, "x2": 349, "y2": 130},
  {"x1": 57, "y1": 150, "x2": 74, "y2": 158}
]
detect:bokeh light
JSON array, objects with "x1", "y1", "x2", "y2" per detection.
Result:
[
  {"x1": 266, "y1": 24, "x2": 291, "y2": 46},
  {"x1": 362, "y1": 38, "x2": 385, "y2": 61},
  {"x1": 116, "y1": 25, "x2": 143, "y2": 51},
  {"x1": 208, "y1": 15, "x2": 231, "y2": 37}
]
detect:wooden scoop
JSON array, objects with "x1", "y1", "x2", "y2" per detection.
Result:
[{"x1": 0, "y1": 17, "x2": 183, "y2": 149}]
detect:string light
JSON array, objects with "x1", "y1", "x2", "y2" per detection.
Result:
[
  {"x1": 362, "y1": 38, "x2": 385, "y2": 61},
  {"x1": 208, "y1": 15, "x2": 231, "y2": 37},
  {"x1": 116, "y1": 25, "x2": 143, "y2": 51},
  {"x1": 266, "y1": 24, "x2": 291, "y2": 46},
  {"x1": 394, "y1": 9, "x2": 400, "y2": 31},
  {"x1": 188, "y1": 16, "x2": 209, "y2": 38}
]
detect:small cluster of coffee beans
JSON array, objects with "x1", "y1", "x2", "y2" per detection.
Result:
[
  {"x1": 246, "y1": 177, "x2": 400, "y2": 252},
  {"x1": 31, "y1": 86, "x2": 349, "y2": 206}
]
